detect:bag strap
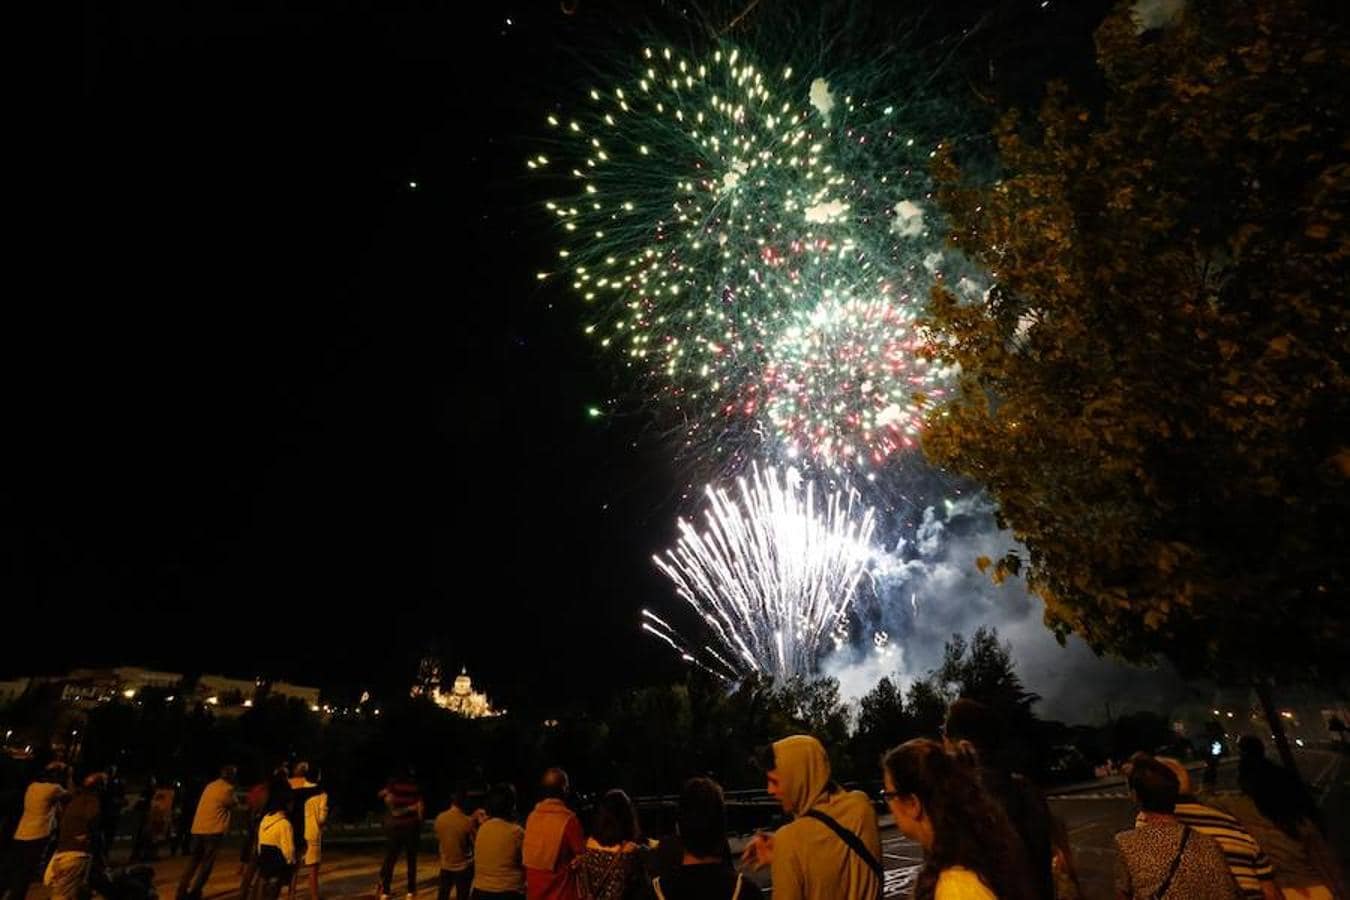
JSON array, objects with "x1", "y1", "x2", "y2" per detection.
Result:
[
  {"x1": 802, "y1": 809, "x2": 884, "y2": 880},
  {"x1": 1151, "y1": 826, "x2": 1191, "y2": 900}
]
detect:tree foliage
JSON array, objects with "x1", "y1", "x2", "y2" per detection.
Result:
[
  {"x1": 934, "y1": 626, "x2": 1046, "y2": 772},
  {"x1": 851, "y1": 676, "x2": 911, "y2": 770},
  {"x1": 924, "y1": 0, "x2": 1349, "y2": 683},
  {"x1": 936, "y1": 626, "x2": 1041, "y2": 717},
  {"x1": 904, "y1": 676, "x2": 949, "y2": 740}
]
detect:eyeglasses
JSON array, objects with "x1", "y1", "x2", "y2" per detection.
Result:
[{"x1": 878, "y1": 789, "x2": 902, "y2": 802}]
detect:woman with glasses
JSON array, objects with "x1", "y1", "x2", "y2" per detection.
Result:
[{"x1": 881, "y1": 739, "x2": 1033, "y2": 900}]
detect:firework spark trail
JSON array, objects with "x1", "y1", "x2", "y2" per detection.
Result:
[
  {"x1": 641, "y1": 619, "x2": 682, "y2": 652},
  {"x1": 652, "y1": 463, "x2": 876, "y2": 680},
  {"x1": 642, "y1": 609, "x2": 732, "y2": 679}
]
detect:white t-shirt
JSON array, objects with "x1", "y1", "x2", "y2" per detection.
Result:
[
  {"x1": 14, "y1": 782, "x2": 68, "y2": 841},
  {"x1": 304, "y1": 792, "x2": 328, "y2": 843},
  {"x1": 259, "y1": 812, "x2": 296, "y2": 865}
]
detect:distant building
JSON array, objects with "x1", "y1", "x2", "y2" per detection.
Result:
[
  {"x1": 196, "y1": 674, "x2": 259, "y2": 710},
  {"x1": 61, "y1": 667, "x2": 184, "y2": 706},
  {"x1": 188, "y1": 675, "x2": 321, "y2": 713},
  {"x1": 115, "y1": 667, "x2": 182, "y2": 691},
  {"x1": 411, "y1": 660, "x2": 500, "y2": 718},
  {"x1": 269, "y1": 681, "x2": 321, "y2": 710}
]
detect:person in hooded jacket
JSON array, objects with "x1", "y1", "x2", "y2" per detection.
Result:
[{"x1": 740, "y1": 735, "x2": 882, "y2": 900}]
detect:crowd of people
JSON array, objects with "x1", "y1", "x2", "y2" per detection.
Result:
[
  {"x1": 369, "y1": 699, "x2": 1343, "y2": 900},
  {"x1": 0, "y1": 760, "x2": 328, "y2": 900},
  {"x1": 0, "y1": 698, "x2": 1344, "y2": 900}
]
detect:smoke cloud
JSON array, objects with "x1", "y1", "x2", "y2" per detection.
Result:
[{"x1": 825, "y1": 486, "x2": 1191, "y2": 724}]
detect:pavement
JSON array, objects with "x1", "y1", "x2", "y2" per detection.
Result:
[{"x1": 28, "y1": 748, "x2": 1346, "y2": 900}]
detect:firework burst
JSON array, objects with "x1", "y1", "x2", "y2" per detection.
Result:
[
  {"x1": 652, "y1": 463, "x2": 877, "y2": 680},
  {"x1": 763, "y1": 288, "x2": 957, "y2": 468},
  {"x1": 532, "y1": 39, "x2": 957, "y2": 446}
]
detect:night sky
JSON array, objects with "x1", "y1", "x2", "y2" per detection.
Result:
[{"x1": 10, "y1": 1, "x2": 1110, "y2": 710}]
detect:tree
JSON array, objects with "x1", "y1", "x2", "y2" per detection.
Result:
[
  {"x1": 937, "y1": 627, "x2": 1043, "y2": 771},
  {"x1": 851, "y1": 677, "x2": 913, "y2": 774},
  {"x1": 605, "y1": 683, "x2": 694, "y2": 793},
  {"x1": 924, "y1": 0, "x2": 1349, "y2": 773},
  {"x1": 777, "y1": 677, "x2": 852, "y2": 758},
  {"x1": 937, "y1": 627, "x2": 1040, "y2": 718},
  {"x1": 905, "y1": 677, "x2": 948, "y2": 739}
]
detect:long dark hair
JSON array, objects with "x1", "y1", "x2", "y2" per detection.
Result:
[
  {"x1": 592, "y1": 789, "x2": 640, "y2": 847},
  {"x1": 884, "y1": 739, "x2": 1032, "y2": 900}
]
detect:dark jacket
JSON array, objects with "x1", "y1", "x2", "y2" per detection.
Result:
[
  {"x1": 980, "y1": 765, "x2": 1055, "y2": 900},
  {"x1": 56, "y1": 790, "x2": 102, "y2": 855}
]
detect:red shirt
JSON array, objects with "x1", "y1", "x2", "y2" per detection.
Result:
[{"x1": 524, "y1": 802, "x2": 585, "y2": 900}]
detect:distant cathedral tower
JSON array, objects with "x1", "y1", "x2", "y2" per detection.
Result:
[{"x1": 410, "y1": 657, "x2": 500, "y2": 718}]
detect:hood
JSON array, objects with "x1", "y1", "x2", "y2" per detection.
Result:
[{"x1": 772, "y1": 735, "x2": 832, "y2": 817}]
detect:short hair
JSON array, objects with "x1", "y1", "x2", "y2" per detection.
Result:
[
  {"x1": 1121, "y1": 750, "x2": 1151, "y2": 779},
  {"x1": 220, "y1": 765, "x2": 239, "y2": 782},
  {"x1": 677, "y1": 777, "x2": 726, "y2": 858},
  {"x1": 451, "y1": 781, "x2": 470, "y2": 809},
  {"x1": 291, "y1": 762, "x2": 309, "y2": 779},
  {"x1": 1155, "y1": 757, "x2": 1192, "y2": 796},
  {"x1": 539, "y1": 767, "x2": 569, "y2": 799},
  {"x1": 1238, "y1": 736, "x2": 1266, "y2": 762},
  {"x1": 1128, "y1": 757, "x2": 1180, "y2": 814},
  {"x1": 484, "y1": 782, "x2": 517, "y2": 820},
  {"x1": 944, "y1": 698, "x2": 997, "y2": 753},
  {"x1": 592, "y1": 789, "x2": 640, "y2": 847},
  {"x1": 78, "y1": 770, "x2": 107, "y2": 790}
]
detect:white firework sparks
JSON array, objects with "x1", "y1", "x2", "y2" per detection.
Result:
[{"x1": 652, "y1": 463, "x2": 877, "y2": 680}]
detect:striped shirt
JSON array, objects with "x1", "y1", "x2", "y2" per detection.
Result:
[
  {"x1": 1136, "y1": 800, "x2": 1273, "y2": 898},
  {"x1": 383, "y1": 779, "x2": 423, "y2": 824}
]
